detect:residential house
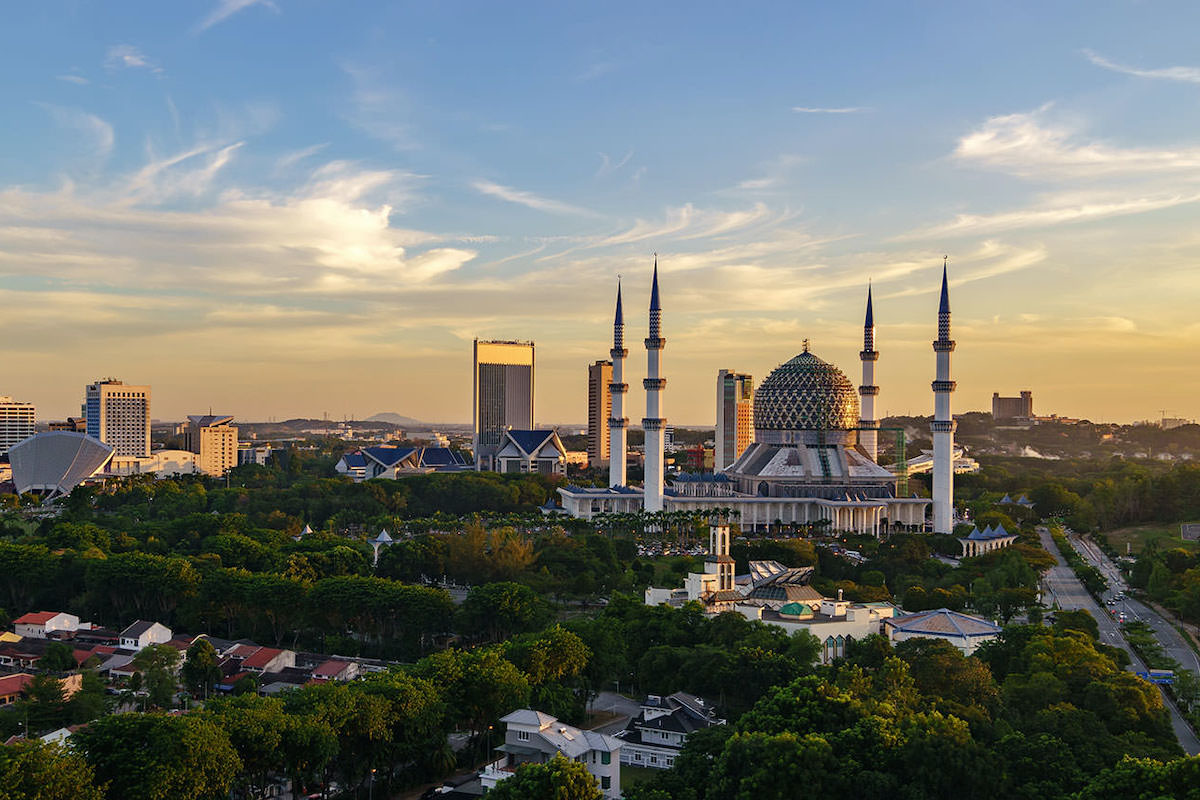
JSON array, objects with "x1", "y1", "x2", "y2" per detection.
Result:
[
  {"x1": 118, "y1": 621, "x2": 172, "y2": 651},
  {"x1": 493, "y1": 430, "x2": 567, "y2": 475},
  {"x1": 0, "y1": 673, "x2": 34, "y2": 706},
  {"x1": 311, "y1": 659, "x2": 360, "y2": 682},
  {"x1": 615, "y1": 692, "x2": 725, "y2": 770},
  {"x1": 481, "y1": 709, "x2": 621, "y2": 799},
  {"x1": 13, "y1": 611, "x2": 80, "y2": 639},
  {"x1": 241, "y1": 647, "x2": 296, "y2": 674}
]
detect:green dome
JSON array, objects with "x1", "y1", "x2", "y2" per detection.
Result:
[{"x1": 754, "y1": 349, "x2": 860, "y2": 432}]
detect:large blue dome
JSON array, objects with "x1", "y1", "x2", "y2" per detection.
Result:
[{"x1": 753, "y1": 350, "x2": 859, "y2": 433}]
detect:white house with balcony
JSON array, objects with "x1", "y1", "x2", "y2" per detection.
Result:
[
  {"x1": 480, "y1": 709, "x2": 621, "y2": 799},
  {"x1": 614, "y1": 692, "x2": 725, "y2": 770}
]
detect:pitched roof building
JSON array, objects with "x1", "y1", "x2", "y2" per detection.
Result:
[
  {"x1": 614, "y1": 692, "x2": 724, "y2": 770},
  {"x1": 884, "y1": 608, "x2": 1001, "y2": 655}
]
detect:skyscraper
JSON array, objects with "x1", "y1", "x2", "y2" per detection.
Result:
[
  {"x1": 587, "y1": 360, "x2": 612, "y2": 469},
  {"x1": 0, "y1": 396, "x2": 36, "y2": 456},
  {"x1": 185, "y1": 415, "x2": 239, "y2": 476},
  {"x1": 643, "y1": 260, "x2": 666, "y2": 512},
  {"x1": 714, "y1": 370, "x2": 753, "y2": 471},
  {"x1": 472, "y1": 339, "x2": 535, "y2": 471},
  {"x1": 84, "y1": 379, "x2": 151, "y2": 458},
  {"x1": 931, "y1": 262, "x2": 957, "y2": 533}
]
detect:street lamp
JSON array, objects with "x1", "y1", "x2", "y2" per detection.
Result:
[{"x1": 368, "y1": 768, "x2": 376, "y2": 800}]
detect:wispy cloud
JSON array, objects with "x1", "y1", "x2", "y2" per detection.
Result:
[
  {"x1": 56, "y1": 74, "x2": 90, "y2": 86},
  {"x1": 196, "y1": 0, "x2": 279, "y2": 33},
  {"x1": 276, "y1": 143, "x2": 329, "y2": 171},
  {"x1": 953, "y1": 106, "x2": 1200, "y2": 177},
  {"x1": 472, "y1": 179, "x2": 596, "y2": 217},
  {"x1": 105, "y1": 44, "x2": 162, "y2": 74},
  {"x1": 35, "y1": 103, "x2": 114, "y2": 158},
  {"x1": 792, "y1": 106, "x2": 869, "y2": 114},
  {"x1": 1084, "y1": 49, "x2": 1200, "y2": 84},
  {"x1": 595, "y1": 150, "x2": 634, "y2": 177}
]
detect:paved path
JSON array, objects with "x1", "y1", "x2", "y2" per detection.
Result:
[
  {"x1": 587, "y1": 690, "x2": 641, "y2": 735},
  {"x1": 1038, "y1": 527, "x2": 1199, "y2": 755}
]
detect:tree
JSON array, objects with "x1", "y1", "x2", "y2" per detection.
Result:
[
  {"x1": 38, "y1": 642, "x2": 77, "y2": 674},
  {"x1": 205, "y1": 694, "x2": 289, "y2": 800},
  {"x1": 457, "y1": 582, "x2": 553, "y2": 644},
  {"x1": 131, "y1": 644, "x2": 181, "y2": 709},
  {"x1": 181, "y1": 639, "x2": 221, "y2": 699},
  {"x1": 22, "y1": 675, "x2": 68, "y2": 734},
  {"x1": 74, "y1": 713, "x2": 241, "y2": 800},
  {"x1": 69, "y1": 670, "x2": 108, "y2": 724},
  {"x1": 1075, "y1": 755, "x2": 1200, "y2": 800},
  {"x1": 486, "y1": 753, "x2": 603, "y2": 800},
  {"x1": 0, "y1": 740, "x2": 106, "y2": 800}
]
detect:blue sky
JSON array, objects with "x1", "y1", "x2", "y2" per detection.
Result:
[{"x1": 3, "y1": 1, "x2": 1200, "y2": 425}]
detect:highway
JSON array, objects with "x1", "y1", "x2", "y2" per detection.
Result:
[{"x1": 1038, "y1": 527, "x2": 1199, "y2": 755}]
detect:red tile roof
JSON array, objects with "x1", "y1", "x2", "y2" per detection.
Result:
[
  {"x1": 242, "y1": 648, "x2": 282, "y2": 669},
  {"x1": 0, "y1": 673, "x2": 34, "y2": 698},
  {"x1": 13, "y1": 612, "x2": 57, "y2": 625},
  {"x1": 311, "y1": 660, "x2": 348, "y2": 679}
]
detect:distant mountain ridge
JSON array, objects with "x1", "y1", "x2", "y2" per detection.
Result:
[{"x1": 367, "y1": 412, "x2": 429, "y2": 428}]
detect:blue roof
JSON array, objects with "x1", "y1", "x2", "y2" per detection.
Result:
[
  {"x1": 362, "y1": 446, "x2": 416, "y2": 467},
  {"x1": 672, "y1": 472, "x2": 734, "y2": 483},
  {"x1": 341, "y1": 452, "x2": 367, "y2": 468},
  {"x1": 419, "y1": 447, "x2": 467, "y2": 467},
  {"x1": 965, "y1": 523, "x2": 1013, "y2": 541},
  {"x1": 506, "y1": 430, "x2": 556, "y2": 455}
]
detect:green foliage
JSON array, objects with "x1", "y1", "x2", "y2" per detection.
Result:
[
  {"x1": 181, "y1": 639, "x2": 221, "y2": 698},
  {"x1": 457, "y1": 582, "x2": 554, "y2": 644},
  {"x1": 131, "y1": 644, "x2": 181, "y2": 709},
  {"x1": 0, "y1": 740, "x2": 106, "y2": 800},
  {"x1": 486, "y1": 753, "x2": 604, "y2": 800}
]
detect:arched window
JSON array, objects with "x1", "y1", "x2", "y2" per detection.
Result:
[
  {"x1": 836, "y1": 635, "x2": 845, "y2": 657},
  {"x1": 824, "y1": 636, "x2": 835, "y2": 662}
]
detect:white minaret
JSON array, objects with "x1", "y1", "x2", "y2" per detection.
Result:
[
  {"x1": 931, "y1": 260, "x2": 956, "y2": 533},
  {"x1": 642, "y1": 259, "x2": 666, "y2": 512},
  {"x1": 858, "y1": 284, "x2": 879, "y2": 462},
  {"x1": 608, "y1": 280, "x2": 628, "y2": 488}
]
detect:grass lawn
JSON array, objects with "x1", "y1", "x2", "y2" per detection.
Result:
[
  {"x1": 621, "y1": 765, "x2": 663, "y2": 787},
  {"x1": 1103, "y1": 524, "x2": 1200, "y2": 556}
]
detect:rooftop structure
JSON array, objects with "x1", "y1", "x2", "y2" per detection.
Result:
[{"x1": 8, "y1": 431, "x2": 114, "y2": 499}]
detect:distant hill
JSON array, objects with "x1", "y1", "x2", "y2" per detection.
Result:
[{"x1": 367, "y1": 412, "x2": 428, "y2": 428}]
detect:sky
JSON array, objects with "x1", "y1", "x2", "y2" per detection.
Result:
[{"x1": 3, "y1": 1, "x2": 1200, "y2": 426}]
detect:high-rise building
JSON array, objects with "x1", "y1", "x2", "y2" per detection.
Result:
[
  {"x1": 992, "y1": 391, "x2": 1033, "y2": 420},
  {"x1": 0, "y1": 396, "x2": 36, "y2": 456},
  {"x1": 587, "y1": 360, "x2": 613, "y2": 469},
  {"x1": 931, "y1": 262, "x2": 957, "y2": 534},
  {"x1": 84, "y1": 379, "x2": 151, "y2": 458},
  {"x1": 185, "y1": 415, "x2": 239, "y2": 476},
  {"x1": 715, "y1": 371, "x2": 754, "y2": 471},
  {"x1": 472, "y1": 339, "x2": 535, "y2": 471}
]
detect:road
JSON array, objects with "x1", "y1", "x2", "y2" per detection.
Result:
[
  {"x1": 1038, "y1": 527, "x2": 1199, "y2": 755},
  {"x1": 588, "y1": 690, "x2": 641, "y2": 735},
  {"x1": 1069, "y1": 532, "x2": 1200, "y2": 676}
]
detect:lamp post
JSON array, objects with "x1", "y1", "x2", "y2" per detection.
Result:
[{"x1": 368, "y1": 767, "x2": 376, "y2": 800}]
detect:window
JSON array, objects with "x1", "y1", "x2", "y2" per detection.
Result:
[
  {"x1": 666, "y1": 757, "x2": 675, "y2": 767},
  {"x1": 601, "y1": 777, "x2": 611, "y2": 790},
  {"x1": 650, "y1": 755, "x2": 658, "y2": 765},
  {"x1": 634, "y1": 753, "x2": 642, "y2": 762},
  {"x1": 517, "y1": 730, "x2": 529, "y2": 742},
  {"x1": 601, "y1": 751, "x2": 610, "y2": 765}
]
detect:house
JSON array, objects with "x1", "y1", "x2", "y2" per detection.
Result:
[
  {"x1": 480, "y1": 709, "x2": 621, "y2": 799},
  {"x1": 884, "y1": 608, "x2": 1002, "y2": 655},
  {"x1": 119, "y1": 621, "x2": 172, "y2": 651},
  {"x1": 493, "y1": 430, "x2": 567, "y2": 476},
  {"x1": 615, "y1": 692, "x2": 725, "y2": 770},
  {"x1": 0, "y1": 673, "x2": 34, "y2": 706},
  {"x1": 241, "y1": 647, "x2": 296, "y2": 674},
  {"x1": 13, "y1": 611, "x2": 80, "y2": 639},
  {"x1": 311, "y1": 658, "x2": 359, "y2": 682}
]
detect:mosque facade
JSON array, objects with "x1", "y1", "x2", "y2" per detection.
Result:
[{"x1": 557, "y1": 260, "x2": 959, "y2": 536}]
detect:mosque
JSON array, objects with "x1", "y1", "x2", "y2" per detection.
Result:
[{"x1": 556, "y1": 259, "x2": 959, "y2": 537}]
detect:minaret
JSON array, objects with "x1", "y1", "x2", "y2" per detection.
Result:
[
  {"x1": 931, "y1": 260, "x2": 957, "y2": 533},
  {"x1": 708, "y1": 523, "x2": 734, "y2": 594},
  {"x1": 642, "y1": 258, "x2": 666, "y2": 512},
  {"x1": 858, "y1": 284, "x2": 880, "y2": 462},
  {"x1": 608, "y1": 280, "x2": 628, "y2": 488}
]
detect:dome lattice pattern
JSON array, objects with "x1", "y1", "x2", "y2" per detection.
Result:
[{"x1": 754, "y1": 350, "x2": 860, "y2": 431}]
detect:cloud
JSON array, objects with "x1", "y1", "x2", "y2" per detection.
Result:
[
  {"x1": 56, "y1": 74, "x2": 90, "y2": 85},
  {"x1": 595, "y1": 150, "x2": 634, "y2": 177},
  {"x1": 1084, "y1": 49, "x2": 1200, "y2": 84},
  {"x1": 35, "y1": 103, "x2": 114, "y2": 159},
  {"x1": 196, "y1": 0, "x2": 279, "y2": 33},
  {"x1": 105, "y1": 44, "x2": 162, "y2": 73},
  {"x1": 472, "y1": 179, "x2": 597, "y2": 217},
  {"x1": 792, "y1": 106, "x2": 869, "y2": 114},
  {"x1": 953, "y1": 107, "x2": 1200, "y2": 177}
]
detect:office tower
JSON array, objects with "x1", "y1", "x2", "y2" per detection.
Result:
[
  {"x1": 858, "y1": 286, "x2": 880, "y2": 462},
  {"x1": 587, "y1": 360, "x2": 613, "y2": 469},
  {"x1": 715, "y1": 370, "x2": 754, "y2": 471},
  {"x1": 185, "y1": 415, "x2": 239, "y2": 476},
  {"x1": 931, "y1": 262, "x2": 957, "y2": 533},
  {"x1": 84, "y1": 379, "x2": 151, "y2": 458},
  {"x1": 472, "y1": 339, "x2": 535, "y2": 471},
  {"x1": 643, "y1": 260, "x2": 666, "y2": 512},
  {"x1": 608, "y1": 281, "x2": 628, "y2": 488},
  {"x1": 0, "y1": 396, "x2": 36, "y2": 456}
]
